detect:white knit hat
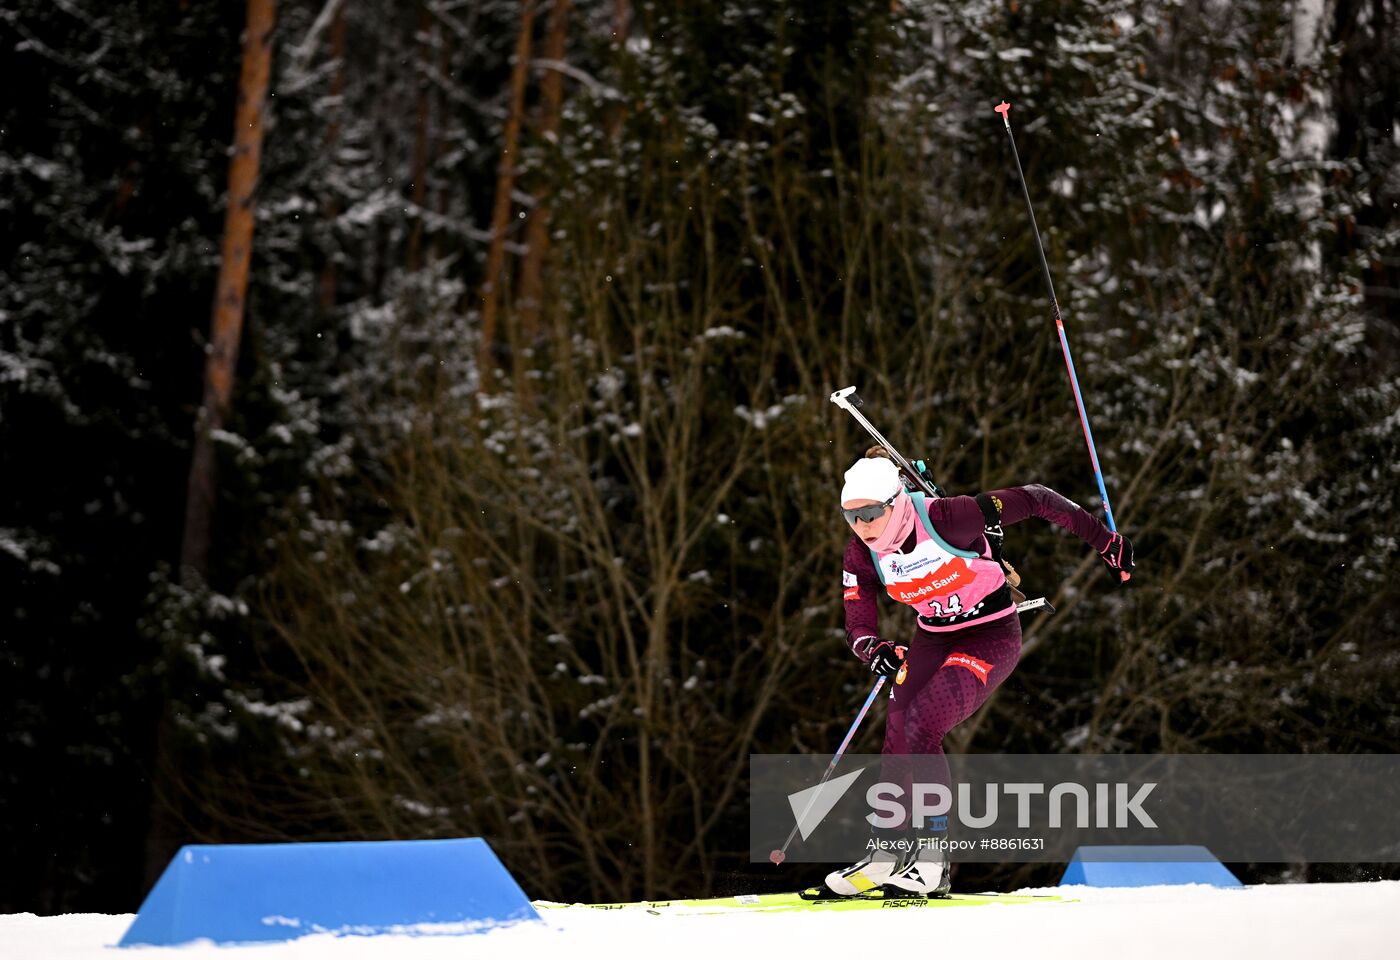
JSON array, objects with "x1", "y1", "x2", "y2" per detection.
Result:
[{"x1": 840, "y1": 456, "x2": 901, "y2": 505}]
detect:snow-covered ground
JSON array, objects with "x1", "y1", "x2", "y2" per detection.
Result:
[{"x1": 8, "y1": 882, "x2": 1399, "y2": 960}]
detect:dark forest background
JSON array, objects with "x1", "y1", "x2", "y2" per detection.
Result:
[{"x1": 3, "y1": 0, "x2": 1399, "y2": 913}]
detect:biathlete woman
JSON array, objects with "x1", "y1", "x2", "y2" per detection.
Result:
[{"x1": 824, "y1": 450, "x2": 1134, "y2": 897}]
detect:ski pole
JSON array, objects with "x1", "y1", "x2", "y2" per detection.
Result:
[
  {"x1": 994, "y1": 101, "x2": 1128, "y2": 582},
  {"x1": 770, "y1": 675, "x2": 887, "y2": 865}
]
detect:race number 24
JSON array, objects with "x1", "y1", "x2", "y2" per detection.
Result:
[{"x1": 927, "y1": 594, "x2": 962, "y2": 618}]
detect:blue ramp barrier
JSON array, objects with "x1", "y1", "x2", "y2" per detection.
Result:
[
  {"x1": 119, "y1": 837, "x2": 540, "y2": 946},
  {"x1": 1060, "y1": 845, "x2": 1243, "y2": 888}
]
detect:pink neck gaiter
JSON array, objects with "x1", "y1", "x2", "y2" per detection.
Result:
[{"x1": 869, "y1": 490, "x2": 917, "y2": 553}]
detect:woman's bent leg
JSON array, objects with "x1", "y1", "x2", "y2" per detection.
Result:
[{"x1": 903, "y1": 616, "x2": 1024, "y2": 819}]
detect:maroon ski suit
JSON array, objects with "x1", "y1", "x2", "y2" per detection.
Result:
[{"x1": 842, "y1": 485, "x2": 1113, "y2": 824}]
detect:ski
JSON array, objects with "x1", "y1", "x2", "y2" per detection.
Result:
[{"x1": 534, "y1": 890, "x2": 1071, "y2": 915}]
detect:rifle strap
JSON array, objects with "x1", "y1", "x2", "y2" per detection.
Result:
[{"x1": 975, "y1": 493, "x2": 1022, "y2": 590}]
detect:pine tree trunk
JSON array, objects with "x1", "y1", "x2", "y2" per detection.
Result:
[
  {"x1": 477, "y1": 0, "x2": 536, "y2": 386},
  {"x1": 431, "y1": 17, "x2": 452, "y2": 264},
  {"x1": 407, "y1": 2, "x2": 435, "y2": 272},
  {"x1": 318, "y1": 6, "x2": 347, "y2": 312},
  {"x1": 515, "y1": 0, "x2": 571, "y2": 345},
  {"x1": 148, "y1": 0, "x2": 276, "y2": 889},
  {"x1": 180, "y1": 0, "x2": 276, "y2": 585},
  {"x1": 613, "y1": 0, "x2": 629, "y2": 49},
  {"x1": 606, "y1": 0, "x2": 630, "y2": 140}
]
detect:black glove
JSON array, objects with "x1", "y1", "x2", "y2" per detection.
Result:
[
  {"x1": 1099, "y1": 532, "x2": 1135, "y2": 582},
  {"x1": 865, "y1": 641, "x2": 907, "y2": 679}
]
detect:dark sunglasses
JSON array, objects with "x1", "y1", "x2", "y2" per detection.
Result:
[{"x1": 841, "y1": 492, "x2": 897, "y2": 525}]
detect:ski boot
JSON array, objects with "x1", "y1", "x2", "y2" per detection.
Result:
[
  {"x1": 821, "y1": 826, "x2": 915, "y2": 896},
  {"x1": 823, "y1": 847, "x2": 904, "y2": 896},
  {"x1": 882, "y1": 833, "x2": 952, "y2": 898}
]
